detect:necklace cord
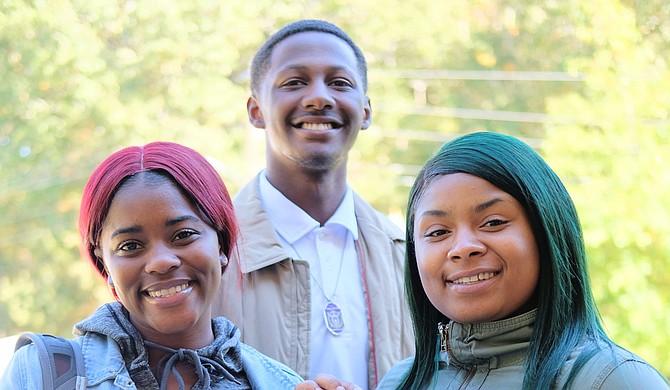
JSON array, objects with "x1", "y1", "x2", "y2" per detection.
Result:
[
  {"x1": 290, "y1": 230, "x2": 349, "y2": 302},
  {"x1": 144, "y1": 339, "x2": 239, "y2": 390},
  {"x1": 284, "y1": 228, "x2": 350, "y2": 336}
]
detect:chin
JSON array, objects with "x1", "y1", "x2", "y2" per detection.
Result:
[{"x1": 445, "y1": 308, "x2": 501, "y2": 325}]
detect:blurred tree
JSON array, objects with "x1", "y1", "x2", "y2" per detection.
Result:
[
  {"x1": 542, "y1": 0, "x2": 670, "y2": 376},
  {"x1": 1, "y1": 0, "x2": 124, "y2": 335}
]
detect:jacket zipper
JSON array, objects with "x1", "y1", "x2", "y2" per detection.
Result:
[
  {"x1": 458, "y1": 366, "x2": 477, "y2": 389},
  {"x1": 438, "y1": 322, "x2": 449, "y2": 358},
  {"x1": 439, "y1": 322, "x2": 477, "y2": 389}
]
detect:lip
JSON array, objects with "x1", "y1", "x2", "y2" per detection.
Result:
[
  {"x1": 446, "y1": 268, "x2": 500, "y2": 282},
  {"x1": 445, "y1": 268, "x2": 500, "y2": 293},
  {"x1": 143, "y1": 279, "x2": 193, "y2": 297},
  {"x1": 291, "y1": 115, "x2": 343, "y2": 129},
  {"x1": 141, "y1": 280, "x2": 194, "y2": 308}
]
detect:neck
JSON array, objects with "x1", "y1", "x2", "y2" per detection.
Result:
[
  {"x1": 146, "y1": 344, "x2": 199, "y2": 390},
  {"x1": 265, "y1": 166, "x2": 347, "y2": 226}
]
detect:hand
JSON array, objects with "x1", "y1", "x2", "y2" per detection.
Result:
[{"x1": 294, "y1": 373, "x2": 363, "y2": 390}]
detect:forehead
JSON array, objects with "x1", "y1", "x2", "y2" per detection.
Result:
[
  {"x1": 416, "y1": 173, "x2": 514, "y2": 211},
  {"x1": 107, "y1": 178, "x2": 195, "y2": 218},
  {"x1": 269, "y1": 31, "x2": 360, "y2": 76}
]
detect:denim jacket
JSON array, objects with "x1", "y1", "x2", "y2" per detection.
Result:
[{"x1": 1, "y1": 302, "x2": 302, "y2": 389}]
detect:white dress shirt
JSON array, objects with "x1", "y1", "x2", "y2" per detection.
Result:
[{"x1": 259, "y1": 172, "x2": 369, "y2": 389}]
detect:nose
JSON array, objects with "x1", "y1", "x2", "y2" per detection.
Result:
[
  {"x1": 144, "y1": 244, "x2": 180, "y2": 274},
  {"x1": 448, "y1": 229, "x2": 486, "y2": 261},
  {"x1": 302, "y1": 81, "x2": 335, "y2": 110}
]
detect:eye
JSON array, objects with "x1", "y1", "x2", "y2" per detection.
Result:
[
  {"x1": 483, "y1": 218, "x2": 508, "y2": 228},
  {"x1": 330, "y1": 78, "x2": 353, "y2": 88},
  {"x1": 280, "y1": 79, "x2": 305, "y2": 88},
  {"x1": 174, "y1": 229, "x2": 198, "y2": 242},
  {"x1": 424, "y1": 228, "x2": 449, "y2": 238},
  {"x1": 118, "y1": 241, "x2": 142, "y2": 252}
]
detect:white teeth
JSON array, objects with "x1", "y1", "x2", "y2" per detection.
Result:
[
  {"x1": 147, "y1": 283, "x2": 190, "y2": 298},
  {"x1": 301, "y1": 122, "x2": 333, "y2": 130},
  {"x1": 452, "y1": 272, "x2": 496, "y2": 285}
]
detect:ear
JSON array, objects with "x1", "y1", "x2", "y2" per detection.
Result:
[
  {"x1": 106, "y1": 274, "x2": 119, "y2": 301},
  {"x1": 220, "y1": 253, "x2": 229, "y2": 275},
  {"x1": 360, "y1": 96, "x2": 372, "y2": 130},
  {"x1": 247, "y1": 96, "x2": 266, "y2": 129},
  {"x1": 93, "y1": 247, "x2": 107, "y2": 276}
]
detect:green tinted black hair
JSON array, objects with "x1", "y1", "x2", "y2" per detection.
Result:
[{"x1": 249, "y1": 19, "x2": 368, "y2": 96}]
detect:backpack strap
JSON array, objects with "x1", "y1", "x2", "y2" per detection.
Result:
[{"x1": 15, "y1": 332, "x2": 86, "y2": 390}]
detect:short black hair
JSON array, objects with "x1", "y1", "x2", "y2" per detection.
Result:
[{"x1": 249, "y1": 19, "x2": 368, "y2": 96}]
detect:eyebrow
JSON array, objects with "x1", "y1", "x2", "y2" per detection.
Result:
[
  {"x1": 111, "y1": 226, "x2": 142, "y2": 239},
  {"x1": 417, "y1": 198, "x2": 506, "y2": 220},
  {"x1": 474, "y1": 198, "x2": 504, "y2": 213},
  {"x1": 278, "y1": 64, "x2": 355, "y2": 76},
  {"x1": 166, "y1": 215, "x2": 201, "y2": 226},
  {"x1": 418, "y1": 209, "x2": 449, "y2": 220},
  {"x1": 110, "y1": 215, "x2": 201, "y2": 238}
]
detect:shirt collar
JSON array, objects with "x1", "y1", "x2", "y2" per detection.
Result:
[{"x1": 259, "y1": 172, "x2": 358, "y2": 244}]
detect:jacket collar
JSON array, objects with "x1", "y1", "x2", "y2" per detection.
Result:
[
  {"x1": 447, "y1": 309, "x2": 536, "y2": 369},
  {"x1": 259, "y1": 171, "x2": 358, "y2": 244},
  {"x1": 74, "y1": 302, "x2": 250, "y2": 388},
  {"x1": 232, "y1": 172, "x2": 404, "y2": 274}
]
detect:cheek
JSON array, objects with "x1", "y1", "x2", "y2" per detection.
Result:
[
  {"x1": 204, "y1": 247, "x2": 225, "y2": 277},
  {"x1": 413, "y1": 241, "x2": 427, "y2": 275},
  {"x1": 518, "y1": 232, "x2": 540, "y2": 284},
  {"x1": 415, "y1": 244, "x2": 442, "y2": 292},
  {"x1": 522, "y1": 255, "x2": 540, "y2": 295},
  {"x1": 106, "y1": 259, "x2": 141, "y2": 291},
  {"x1": 509, "y1": 237, "x2": 540, "y2": 304},
  {"x1": 107, "y1": 267, "x2": 128, "y2": 290},
  {"x1": 414, "y1": 238, "x2": 441, "y2": 271}
]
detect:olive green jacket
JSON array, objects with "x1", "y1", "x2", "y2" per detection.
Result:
[{"x1": 378, "y1": 310, "x2": 669, "y2": 389}]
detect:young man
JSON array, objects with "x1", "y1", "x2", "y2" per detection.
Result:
[{"x1": 214, "y1": 20, "x2": 413, "y2": 389}]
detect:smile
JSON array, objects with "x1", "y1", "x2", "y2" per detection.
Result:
[
  {"x1": 451, "y1": 272, "x2": 498, "y2": 285},
  {"x1": 300, "y1": 122, "x2": 333, "y2": 130},
  {"x1": 146, "y1": 282, "x2": 191, "y2": 298}
]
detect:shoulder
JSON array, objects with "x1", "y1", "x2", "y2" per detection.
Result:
[
  {"x1": 377, "y1": 356, "x2": 415, "y2": 390},
  {"x1": 0, "y1": 341, "x2": 43, "y2": 388},
  {"x1": 594, "y1": 345, "x2": 669, "y2": 389},
  {"x1": 77, "y1": 331, "x2": 130, "y2": 387},
  {"x1": 232, "y1": 174, "x2": 276, "y2": 235},
  {"x1": 568, "y1": 340, "x2": 669, "y2": 389},
  {"x1": 239, "y1": 342, "x2": 303, "y2": 388},
  {"x1": 352, "y1": 191, "x2": 404, "y2": 242},
  {"x1": 233, "y1": 173, "x2": 262, "y2": 207},
  {"x1": 599, "y1": 360, "x2": 669, "y2": 389}
]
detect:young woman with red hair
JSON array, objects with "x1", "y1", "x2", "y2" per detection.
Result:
[{"x1": 2, "y1": 141, "x2": 301, "y2": 389}]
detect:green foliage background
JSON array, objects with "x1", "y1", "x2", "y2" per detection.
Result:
[{"x1": 1, "y1": 0, "x2": 668, "y2": 378}]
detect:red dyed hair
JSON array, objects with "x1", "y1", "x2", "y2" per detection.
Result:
[{"x1": 78, "y1": 141, "x2": 238, "y2": 279}]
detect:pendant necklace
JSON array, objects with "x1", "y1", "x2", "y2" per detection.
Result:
[{"x1": 288, "y1": 231, "x2": 348, "y2": 336}]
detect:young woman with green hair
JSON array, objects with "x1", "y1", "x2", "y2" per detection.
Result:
[
  {"x1": 297, "y1": 132, "x2": 668, "y2": 389},
  {"x1": 381, "y1": 131, "x2": 668, "y2": 389}
]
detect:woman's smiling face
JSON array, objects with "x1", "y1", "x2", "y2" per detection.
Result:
[
  {"x1": 413, "y1": 173, "x2": 540, "y2": 324},
  {"x1": 98, "y1": 174, "x2": 224, "y2": 347}
]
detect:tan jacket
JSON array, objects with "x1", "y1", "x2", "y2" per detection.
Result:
[{"x1": 213, "y1": 173, "x2": 414, "y2": 388}]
